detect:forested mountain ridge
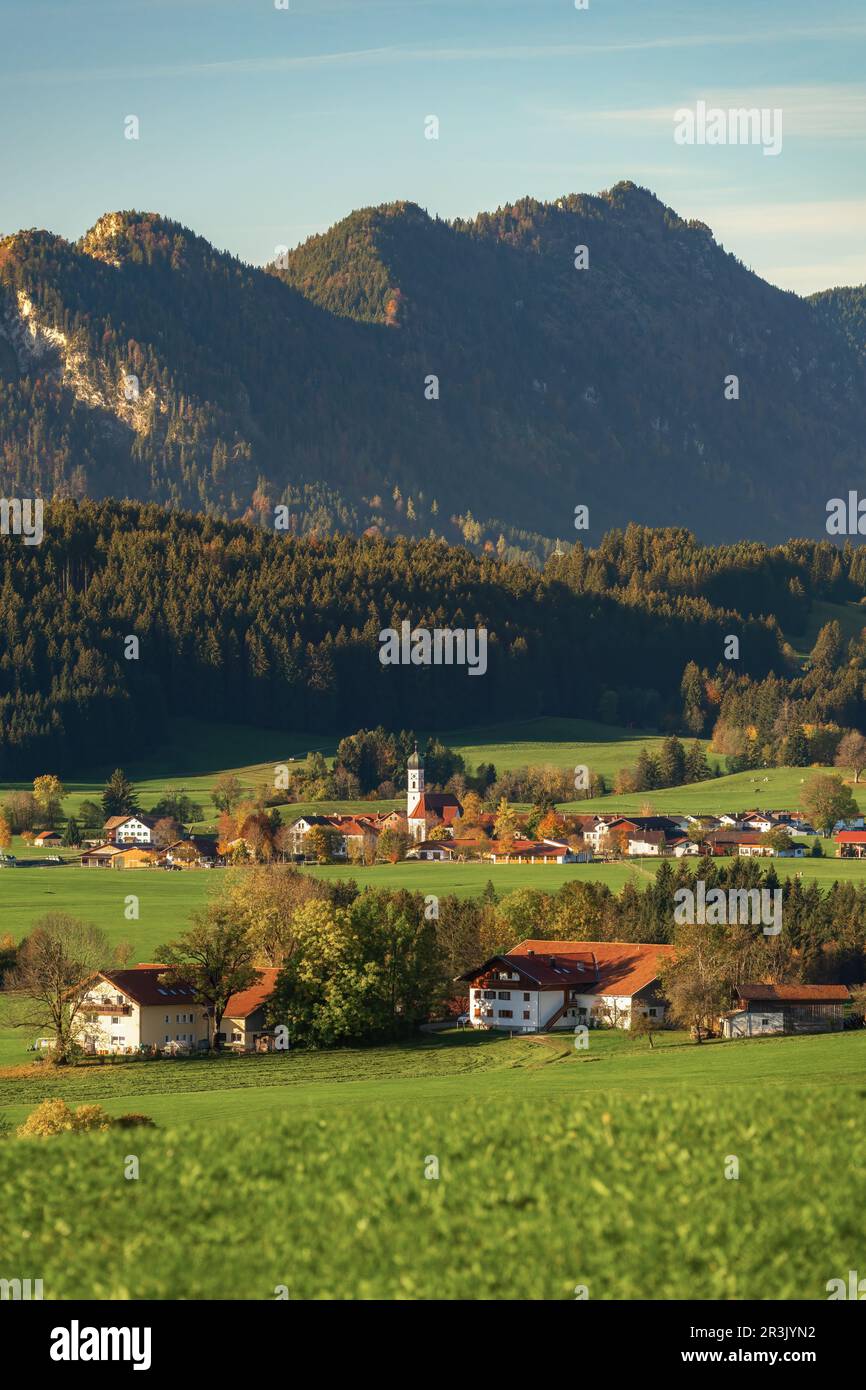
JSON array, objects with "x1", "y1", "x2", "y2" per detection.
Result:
[
  {"x1": 1, "y1": 502, "x2": 865, "y2": 777},
  {"x1": 1, "y1": 185, "x2": 865, "y2": 545}
]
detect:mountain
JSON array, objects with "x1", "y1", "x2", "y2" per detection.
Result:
[{"x1": 2, "y1": 185, "x2": 865, "y2": 545}]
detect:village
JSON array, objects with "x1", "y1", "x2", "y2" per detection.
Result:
[
  {"x1": 16, "y1": 742, "x2": 866, "y2": 871},
  {"x1": 6, "y1": 746, "x2": 857, "y2": 1060}
]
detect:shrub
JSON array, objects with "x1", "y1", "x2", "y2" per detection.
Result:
[
  {"x1": 113, "y1": 1113, "x2": 156, "y2": 1129},
  {"x1": 16, "y1": 1098, "x2": 112, "y2": 1137}
]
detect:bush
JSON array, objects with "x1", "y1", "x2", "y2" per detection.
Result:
[
  {"x1": 16, "y1": 1098, "x2": 113, "y2": 1137},
  {"x1": 113, "y1": 1113, "x2": 156, "y2": 1129}
]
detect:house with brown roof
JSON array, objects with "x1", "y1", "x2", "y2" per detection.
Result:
[
  {"x1": 103, "y1": 814, "x2": 157, "y2": 846},
  {"x1": 33, "y1": 829, "x2": 62, "y2": 847},
  {"x1": 458, "y1": 940, "x2": 674, "y2": 1032},
  {"x1": 700, "y1": 830, "x2": 774, "y2": 857},
  {"x1": 76, "y1": 964, "x2": 280, "y2": 1054},
  {"x1": 720, "y1": 983, "x2": 849, "y2": 1038},
  {"x1": 219, "y1": 969, "x2": 281, "y2": 1050},
  {"x1": 76, "y1": 965, "x2": 209, "y2": 1054}
]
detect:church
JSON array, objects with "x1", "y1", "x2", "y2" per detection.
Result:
[{"x1": 406, "y1": 744, "x2": 463, "y2": 842}]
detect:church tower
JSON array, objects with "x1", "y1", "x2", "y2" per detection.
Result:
[
  {"x1": 407, "y1": 743, "x2": 425, "y2": 838},
  {"x1": 407, "y1": 742, "x2": 424, "y2": 809}
]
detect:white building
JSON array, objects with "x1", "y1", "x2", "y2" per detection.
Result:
[
  {"x1": 458, "y1": 940, "x2": 675, "y2": 1032},
  {"x1": 76, "y1": 966, "x2": 209, "y2": 1054},
  {"x1": 75, "y1": 964, "x2": 279, "y2": 1054},
  {"x1": 406, "y1": 744, "x2": 462, "y2": 842},
  {"x1": 104, "y1": 815, "x2": 156, "y2": 845}
]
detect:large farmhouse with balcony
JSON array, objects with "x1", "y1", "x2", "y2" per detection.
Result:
[
  {"x1": 719, "y1": 983, "x2": 849, "y2": 1038},
  {"x1": 76, "y1": 964, "x2": 278, "y2": 1054},
  {"x1": 458, "y1": 940, "x2": 674, "y2": 1032},
  {"x1": 103, "y1": 814, "x2": 157, "y2": 845},
  {"x1": 76, "y1": 965, "x2": 210, "y2": 1054}
]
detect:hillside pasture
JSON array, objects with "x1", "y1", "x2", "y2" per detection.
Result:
[{"x1": 0, "y1": 1029, "x2": 864, "y2": 1299}]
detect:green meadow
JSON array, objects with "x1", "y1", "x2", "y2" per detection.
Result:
[
  {"x1": 1, "y1": 714, "x2": 721, "y2": 825},
  {"x1": 1, "y1": 1028, "x2": 865, "y2": 1299},
  {"x1": 4, "y1": 715, "x2": 862, "y2": 836}
]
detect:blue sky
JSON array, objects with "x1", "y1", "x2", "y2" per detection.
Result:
[{"x1": 1, "y1": 0, "x2": 864, "y2": 292}]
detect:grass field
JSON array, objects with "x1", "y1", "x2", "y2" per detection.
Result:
[
  {"x1": 3, "y1": 854, "x2": 866, "y2": 962},
  {"x1": 565, "y1": 762, "x2": 866, "y2": 815},
  {"x1": 1, "y1": 1028, "x2": 864, "y2": 1298},
  {"x1": 787, "y1": 598, "x2": 866, "y2": 661},
  {"x1": 0, "y1": 715, "x2": 722, "y2": 826}
]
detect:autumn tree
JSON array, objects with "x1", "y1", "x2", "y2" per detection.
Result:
[
  {"x1": 212, "y1": 772, "x2": 246, "y2": 815},
  {"x1": 156, "y1": 909, "x2": 258, "y2": 1050},
  {"x1": 378, "y1": 828, "x2": 411, "y2": 863},
  {"x1": 305, "y1": 824, "x2": 341, "y2": 863},
  {"x1": 5, "y1": 914, "x2": 111, "y2": 1064},
  {"x1": 835, "y1": 730, "x2": 866, "y2": 785},
  {"x1": 493, "y1": 797, "x2": 518, "y2": 845},
  {"x1": 221, "y1": 864, "x2": 326, "y2": 966},
  {"x1": 801, "y1": 773, "x2": 859, "y2": 836},
  {"x1": 658, "y1": 923, "x2": 732, "y2": 1042},
  {"x1": 152, "y1": 817, "x2": 182, "y2": 849},
  {"x1": 33, "y1": 775, "x2": 65, "y2": 828}
]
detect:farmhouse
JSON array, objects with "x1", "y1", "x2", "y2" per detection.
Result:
[
  {"x1": 287, "y1": 814, "x2": 379, "y2": 860},
  {"x1": 458, "y1": 940, "x2": 674, "y2": 1032},
  {"x1": 104, "y1": 814, "x2": 157, "y2": 846},
  {"x1": 77, "y1": 965, "x2": 210, "y2": 1054},
  {"x1": 78, "y1": 844, "x2": 157, "y2": 869},
  {"x1": 701, "y1": 830, "x2": 774, "y2": 857},
  {"x1": 835, "y1": 830, "x2": 866, "y2": 858},
  {"x1": 32, "y1": 829, "x2": 62, "y2": 847},
  {"x1": 158, "y1": 836, "x2": 219, "y2": 868},
  {"x1": 410, "y1": 839, "x2": 456, "y2": 860},
  {"x1": 485, "y1": 839, "x2": 577, "y2": 864},
  {"x1": 720, "y1": 983, "x2": 849, "y2": 1038},
  {"x1": 76, "y1": 964, "x2": 279, "y2": 1054},
  {"x1": 79, "y1": 845, "x2": 123, "y2": 868}
]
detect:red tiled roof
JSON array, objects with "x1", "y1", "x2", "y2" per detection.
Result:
[
  {"x1": 835, "y1": 831, "x2": 866, "y2": 843},
  {"x1": 736, "y1": 983, "x2": 849, "y2": 1003},
  {"x1": 224, "y1": 969, "x2": 281, "y2": 1018},
  {"x1": 510, "y1": 940, "x2": 676, "y2": 997}
]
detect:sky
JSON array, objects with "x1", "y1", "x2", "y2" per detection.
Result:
[{"x1": 1, "y1": 0, "x2": 864, "y2": 293}]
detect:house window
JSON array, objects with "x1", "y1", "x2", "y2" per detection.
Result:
[
  {"x1": 523, "y1": 992, "x2": 530, "y2": 1002},
  {"x1": 648, "y1": 1008, "x2": 657, "y2": 1017},
  {"x1": 498, "y1": 1009, "x2": 513, "y2": 1019},
  {"x1": 497, "y1": 991, "x2": 511, "y2": 1000},
  {"x1": 482, "y1": 990, "x2": 495, "y2": 1000},
  {"x1": 111, "y1": 1017, "x2": 119, "y2": 1024},
  {"x1": 232, "y1": 1031, "x2": 242, "y2": 1043},
  {"x1": 761, "y1": 1017, "x2": 770, "y2": 1026},
  {"x1": 165, "y1": 1015, "x2": 169, "y2": 1023},
  {"x1": 523, "y1": 1011, "x2": 530, "y2": 1020}
]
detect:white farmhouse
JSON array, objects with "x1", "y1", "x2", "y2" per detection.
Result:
[
  {"x1": 458, "y1": 940, "x2": 674, "y2": 1032},
  {"x1": 104, "y1": 815, "x2": 157, "y2": 846}
]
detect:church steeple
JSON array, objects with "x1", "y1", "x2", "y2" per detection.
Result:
[{"x1": 407, "y1": 742, "x2": 424, "y2": 826}]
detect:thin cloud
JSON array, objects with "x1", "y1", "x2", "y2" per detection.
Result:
[
  {"x1": 547, "y1": 86, "x2": 866, "y2": 141},
  {"x1": 7, "y1": 27, "x2": 866, "y2": 85}
]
